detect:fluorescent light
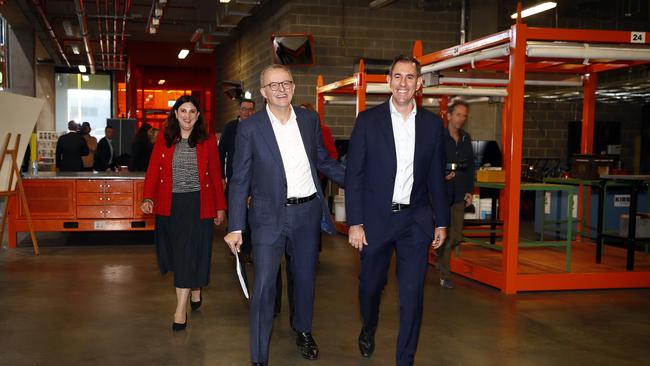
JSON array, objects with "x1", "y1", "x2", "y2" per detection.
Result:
[
  {"x1": 220, "y1": 0, "x2": 231, "y2": 3},
  {"x1": 82, "y1": 75, "x2": 90, "y2": 82},
  {"x1": 78, "y1": 65, "x2": 87, "y2": 73},
  {"x1": 511, "y1": 2, "x2": 557, "y2": 19},
  {"x1": 158, "y1": 79, "x2": 166, "y2": 85},
  {"x1": 178, "y1": 49, "x2": 190, "y2": 59}
]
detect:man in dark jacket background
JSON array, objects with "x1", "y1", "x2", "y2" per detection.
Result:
[{"x1": 56, "y1": 120, "x2": 89, "y2": 172}]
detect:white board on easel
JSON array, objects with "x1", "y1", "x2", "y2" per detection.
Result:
[{"x1": 0, "y1": 92, "x2": 45, "y2": 191}]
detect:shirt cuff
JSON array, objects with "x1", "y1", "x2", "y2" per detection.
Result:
[{"x1": 230, "y1": 230, "x2": 242, "y2": 234}]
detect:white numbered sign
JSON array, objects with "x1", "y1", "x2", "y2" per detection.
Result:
[{"x1": 631, "y1": 32, "x2": 646, "y2": 44}]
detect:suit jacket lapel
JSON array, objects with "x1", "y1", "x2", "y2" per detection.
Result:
[
  {"x1": 413, "y1": 107, "x2": 426, "y2": 180},
  {"x1": 379, "y1": 102, "x2": 398, "y2": 174},
  {"x1": 295, "y1": 107, "x2": 314, "y2": 163},
  {"x1": 257, "y1": 110, "x2": 284, "y2": 168}
]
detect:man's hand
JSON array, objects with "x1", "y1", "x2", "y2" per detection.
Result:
[
  {"x1": 140, "y1": 200, "x2": 153, "y2": 214},
  {"x1": 213, "y1": 210, "x2": 226, "y2": 226},
  {"x1": 464, "y1": 193, "x2": 473, "y2": 207},
  {"x1": 444, "y1": 172, "x2": 456, "y2": 181},
  {"x1": 348, "y1": 225, "x2": 368, "y2": 252},
  {"x1": 431, "y1": 227, "x2": 447, "y2": 249},
  {"x1": 224, "y1": 232, "x2": 243, "y2": 254}
]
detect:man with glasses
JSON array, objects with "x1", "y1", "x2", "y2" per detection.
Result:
[
  {"x1": 219, "y1": 99, "x2": 256, "y2": 260},
  {"x1": 345, "y1": 55, "x2": 449, "y2": 366},
  {"x1": 224, "y1": 64, "x2": 344, "y2": 366}
]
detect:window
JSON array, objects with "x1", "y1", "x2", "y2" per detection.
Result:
[
  {"x1": 55, "y1": 72, "x2": 112, "y2": 139},
  {"x1": 0, "y1": 14, "x2": 7, "y2": 90}
]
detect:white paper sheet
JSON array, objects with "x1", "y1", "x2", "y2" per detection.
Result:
[{"x1": 236, "y1": 252, "x2": 250, "y2": 300}]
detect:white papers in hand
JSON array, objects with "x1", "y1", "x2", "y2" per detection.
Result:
[{"x1": 235, "y1": 253, "x2": 250, "y2": 299}]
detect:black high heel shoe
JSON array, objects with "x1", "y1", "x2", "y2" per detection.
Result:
[
  {"x1": 190, "y1": 293, "x2": 202, "y2": 311},
  {"x1": 172, "y1": 313, "x2": 187, "y2": 331}
]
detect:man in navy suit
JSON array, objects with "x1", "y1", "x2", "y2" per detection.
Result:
[
  {"x1": 345, "y1": 55, "x2": 450, "y2": 366},
  {"x1": 224, "y1": 64, "x2": 344, "y2": 366}
]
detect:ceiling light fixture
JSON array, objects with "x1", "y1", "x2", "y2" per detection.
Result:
[
  {"x1": 510, "y1": 2, "x2": 557, "y2": 19},
  {"x1": 220, "y1": 0, "x2": 231, "y2": 3},
  {"x1": 158, "y1": 79, "x2": 166, "y2": 85},
  {"x1": 178, "y1": 49, "x2": 190, "y2": 59},
  {"x1": 78, "y1": 65, "x2": 87, "y2": 73},
  {"x1": 71, "y1": 45, "x2": 80, "y2": 55},
  {"x1": 82, "y1": 75, "x2": 90, "y2": 82}
]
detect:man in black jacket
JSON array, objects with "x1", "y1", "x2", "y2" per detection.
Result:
[
  {"x1": 56, "y1": 121, "x2": 89, "y2": 172},
  {"x1": 439, "y1": 99, "x2": 475, "y2": 289},
  {"x1": 94, "y1": 125, "x2": 115, "y2": 171}
]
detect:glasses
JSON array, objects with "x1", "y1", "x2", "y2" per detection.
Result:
[
  {"x1": 262, "y1": 80, "x2": 294, "y2": 91},
  {"x1": 240, "y1": 107, "x2": 255, "y2": 112}
]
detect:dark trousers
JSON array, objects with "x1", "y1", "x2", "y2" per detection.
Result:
[
  {"x1": 225, "y1": 184, "x2": 252, "y2": 255},
  {"x1": 359, "y1": 209, "x2": 431, "y2": 366},
  {"x1": 438, "y1": 201, "x2": 465, "y2": 280},
  {"x1": 250, "y1": 198, "x2": 320, "y2": 364}
]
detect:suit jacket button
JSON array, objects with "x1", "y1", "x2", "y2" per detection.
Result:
[
  {"x1": 161, "y1": 153, "x2": 165, "y2": 158},
  {"x1": 160, "y1": 179, "x2": 163, "y2": 183},
  {"x1": 206, "y1": 183, "x2": 209, "y2": 187}
]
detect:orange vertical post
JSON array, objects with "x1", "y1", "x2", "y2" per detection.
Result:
[
  {"x1": 413, "y1": 40, "x2": 424, "y2": 107},
  {"x1": 316, "y1": 75, "x2": 325, "y2": 122},
  {"x1": 356, "y1": 59, "x2": 367, "y2": 115},
  {"x1": 501, "y1": 23, "x2": 528, "y2": 294},
  {"x1": 440, "y1": 96, "x2": 449, "y2": 127},
  {"x1": 579, "y1": 73, "x2": 597, "y2": 236}
]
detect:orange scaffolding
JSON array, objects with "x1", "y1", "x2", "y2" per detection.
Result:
[{"x1": 416, "y1": 17, "x2": 650, "y2": 293}]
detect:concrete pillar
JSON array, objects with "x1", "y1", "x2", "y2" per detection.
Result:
[{"x1": 7, "y1": 25, "x2": 35, "y2": 96}]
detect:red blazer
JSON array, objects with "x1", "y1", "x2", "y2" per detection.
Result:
[{"x1": 143, "y1": 133, "x2": 226, "y2": 218}]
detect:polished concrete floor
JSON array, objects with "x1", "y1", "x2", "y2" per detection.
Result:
[{"x1": 1, "y1": 230, "x2": 649, "y2": 366}]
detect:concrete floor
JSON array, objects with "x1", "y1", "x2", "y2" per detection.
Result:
[{"x1": 1, "y1": 230, "x2": 649, "y2": 366}]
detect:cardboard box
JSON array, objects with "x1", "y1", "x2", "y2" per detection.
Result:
[
  {"x1": 477, "y1": 169, "x2": 505, "y2": 182},
  {"x1": 619, "y1": 213, "x2": 650, "y2": 238}
]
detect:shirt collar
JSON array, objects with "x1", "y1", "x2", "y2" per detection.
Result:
[
  {"x1": 389, "y1": 97, "x2": 417, "y2": 119},
  {"x1": 266, "y1": 104, "x2": 296, "y2": 126}
]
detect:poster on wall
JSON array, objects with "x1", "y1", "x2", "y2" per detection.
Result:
[{"x1": 0, "y1": 92, "x2": 44, "y2": 191}]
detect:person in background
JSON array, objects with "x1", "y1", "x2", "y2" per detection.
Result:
[
  {"x1": 439, "y1": 99, "x2": 474, "y2": 289},
  {"x1": 149, "y1": 128, "x2": 159, "y2": 144},
  {"x1": 141, "y1": 95, "x2": 226, "y2": 331},
  {"x1": 80, "y1": 122, "x2": 98, "y2": 171},
  {"x1": 218, "y1": 98, "x2": 256, "y2": 261},
  {"x1": 129, "y1": 122, "x2": 153, "y2": 172},
  {"x1": 224, "y1": 64, "x2": 344, "y2": 365},
  {"x1": 55, "y1": 120, "x2": 89, "y2": 172},
  {"x1": 94, "y1": 125, "x2": 115, "y2": 171},
  {"x1": 345, "y1": 55, "x2": 448, "y2": 366}
]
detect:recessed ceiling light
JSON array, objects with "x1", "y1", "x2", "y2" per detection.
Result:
[
  {"x1": 158, "y1": 79, "x2": 166, "y2": 85},
  {"x1": 220, "y1": 0, "x2": 231, "y2": 3},
  {"x1": 178, "y1": 49, "x2": 190, "y2": 59},
  {"x1": 82, "y1": 75, "x2": 90, "y2": 82},
  {"x1": 78, "y1": 65, "x2": 87, "y2": 73},
  {"x1": 71, "y1": 45, "x2": 80, "y2": 55}
]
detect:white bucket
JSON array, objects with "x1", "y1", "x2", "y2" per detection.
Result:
[{"x1": 334, "y1": 195, "x2": 346, "y2": 222}]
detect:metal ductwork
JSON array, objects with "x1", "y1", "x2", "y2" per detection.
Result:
[
  {"x1": 31, "y1": 0, "x2": 71, "y2": 67},
  {"x1": 74, "y1": 0, "x2": 96, "y2": 74}
]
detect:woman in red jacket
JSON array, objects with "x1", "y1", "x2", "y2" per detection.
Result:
[{"x1": 141, "y1": 95, "x2": 226, "y2": 331}]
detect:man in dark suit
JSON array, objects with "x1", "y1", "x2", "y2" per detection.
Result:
[
  {"x1": 219, "y1": 98, "x2": 255, "y2": 259},
  {"x1": 94, "y1": 125, "x2": 115, "y2": 171},
  {"x1": 345, "y1": 55, "x2": 449, "y2": 366},
  {"x1": 56, "y1": 120, "x2": 89, "y2": 172},
  {"x1": 224, "y1": 64, "x2": 344, "y2": 366}
]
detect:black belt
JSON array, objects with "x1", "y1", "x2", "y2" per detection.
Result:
[
  {"x1": 286, "y1": 193, "x2": 317, "y2": 206},
  {"x1": 391, "y1": 202, "x2": 410, "y2": 212}
]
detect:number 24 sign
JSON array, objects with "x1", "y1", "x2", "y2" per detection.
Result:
[{"x1": 631, "y1": 32, "x2": 646, "y2": 44}]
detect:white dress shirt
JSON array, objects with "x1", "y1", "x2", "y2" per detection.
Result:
[
  {"x1": 267, "y1": 105, "x2": 317, "y2": 199},
  {"x1": 389, "y1": 97, "x2": 417, "y2": 205}
]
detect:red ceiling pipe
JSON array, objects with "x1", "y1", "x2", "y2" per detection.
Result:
[
  {"x1": 74, "y1": 0, "x2": 96, "y2": 74},
  {"x1": 113, "y1": 0, "x2": 119, "y2": 69},
  {"x1": 96, "y1": 0, "x2": 106, "y2": 70},
  {"x1": 105, "y1": 0, "x2": 110, "y2": 69},
  {"x1": 118, "y1": 0, "x2": 131, "y2": 70},
  {"x1": 32, "y1": 0, "x2": 71, "y2": 67}
]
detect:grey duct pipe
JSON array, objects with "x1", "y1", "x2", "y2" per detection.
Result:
[
  {"x1": 32, "y1": 0, "x2": 71, "y2": 67},
  {"x1": 74, "y1": 0, "x2": 96, "y2": 74}
]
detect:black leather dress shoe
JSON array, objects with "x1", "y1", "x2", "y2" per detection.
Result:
[
  {"x1": 358, "y1": 329, "x2": 375, "y2": 357},
  {"x1": 190, "y1": 293, "x2": 202, "y2": 311},
  {"x1": 295, "y1": 332, "x2": 319, "y2": 360}
]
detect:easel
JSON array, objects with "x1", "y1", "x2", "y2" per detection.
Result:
[{"x1": 0, "y1": 133, "x2": 39, "y2": 255}]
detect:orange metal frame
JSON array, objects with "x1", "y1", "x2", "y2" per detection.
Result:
[{"x1": 419, "y1": 19, "x2": 650, "y2": 293}]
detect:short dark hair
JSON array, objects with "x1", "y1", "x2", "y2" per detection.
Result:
[
  {"x1": 240, "y1": 99, "x2": 255, "y2": 108},
  {"x1": 105, "y1": 125, "x2": 113, "y2": 131},
  {"x1": 389, "y1": 55, "x2": 421, "y2": 77},
  {"x1": 448, "y1": 99, "x2": 469, "y2": 114}
]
